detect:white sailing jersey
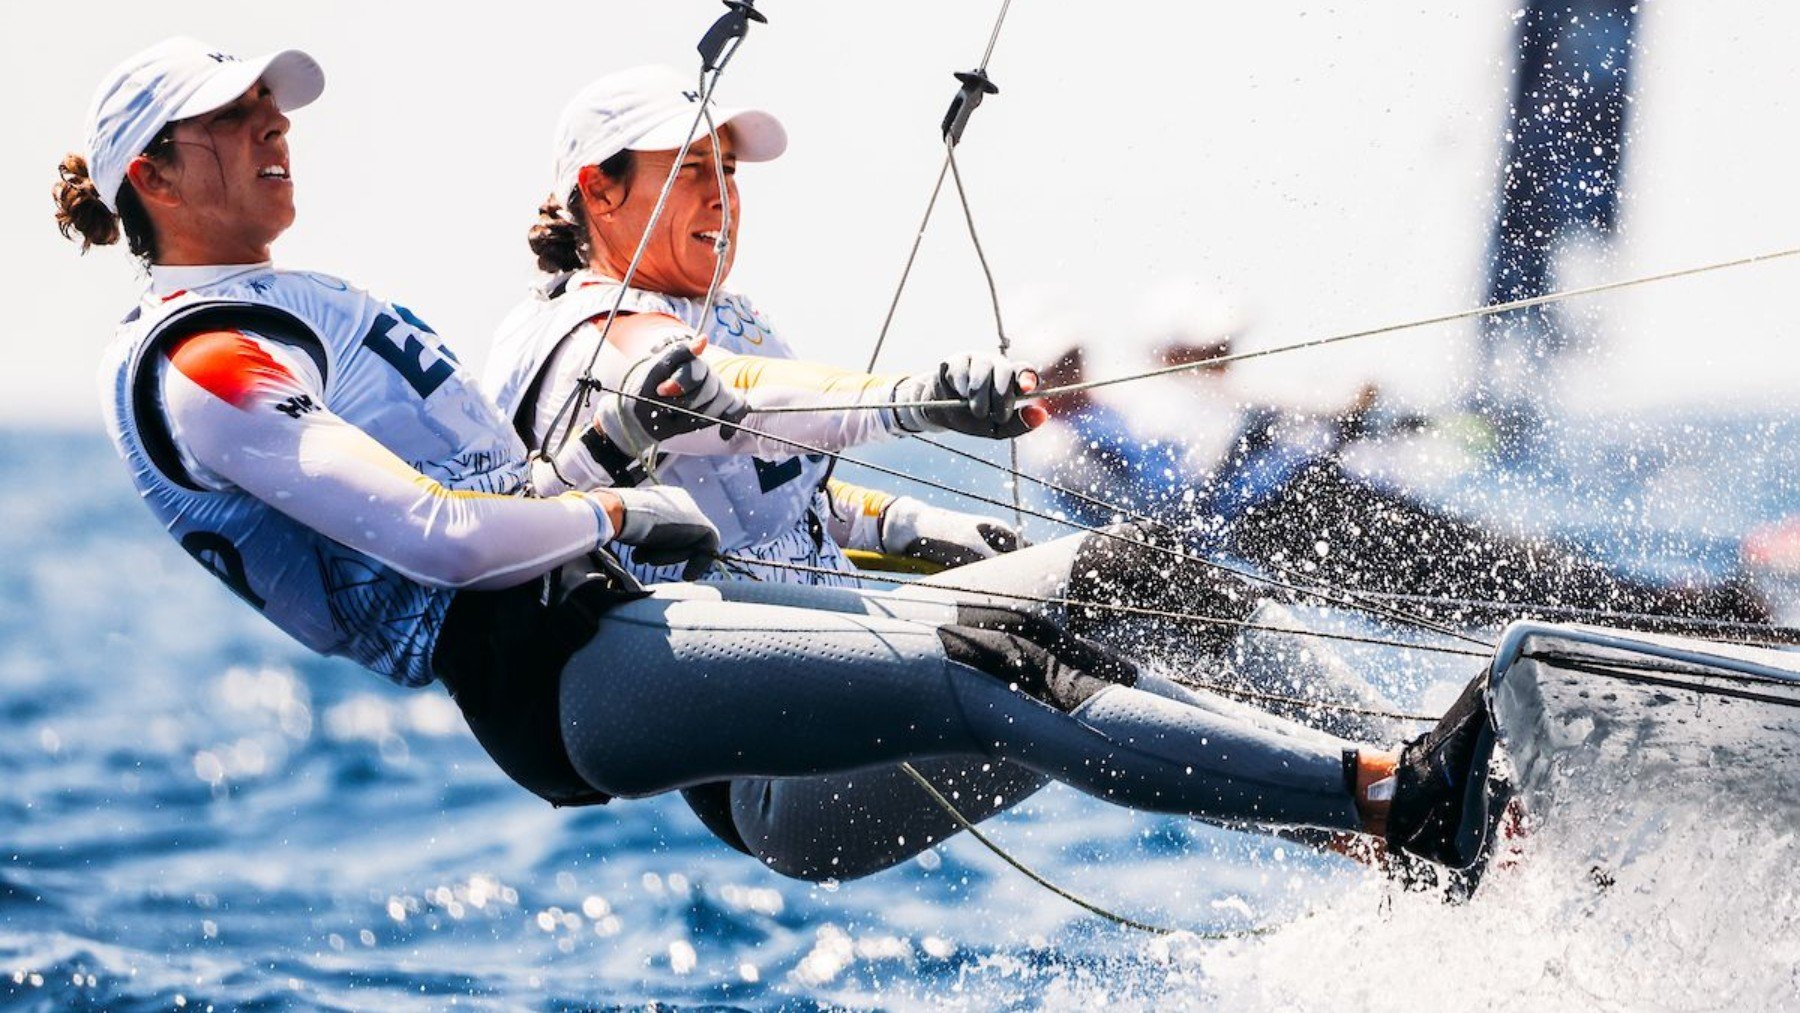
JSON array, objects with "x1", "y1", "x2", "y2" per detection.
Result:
[
  {"x1": 102, "y1": 264, "x2": 610, "y2": 686},
  {"x1": 486, "y1": 272, "x2": 902, "y2": 586}
]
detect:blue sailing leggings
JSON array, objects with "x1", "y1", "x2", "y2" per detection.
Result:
[{"x1": 556, "y1": 536, "x2": 1365, "y2": 881}]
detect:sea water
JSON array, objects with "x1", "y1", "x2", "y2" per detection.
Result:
[{"x1": 1, "y1": 421, "x2": 1796, "y2": 1010}]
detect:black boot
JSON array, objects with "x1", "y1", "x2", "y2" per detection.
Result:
[{"x1": 1384, "y1": 671, "x2": 1511, "y2": 894}]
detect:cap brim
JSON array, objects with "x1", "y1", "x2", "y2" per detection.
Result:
[
  {"x1": 631, "y1": 106, "x2": 787, "y2": 162},
  {"x1": 170, "y1": 48, "x2": 324, "y2": 122}
]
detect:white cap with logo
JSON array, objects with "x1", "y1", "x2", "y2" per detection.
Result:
[
  {"x1": 83, "y1": 36, "x2": 325, "y2": 212},
  {"x1": 551, "y1": 65, "x2": 786, "y2": 202}
]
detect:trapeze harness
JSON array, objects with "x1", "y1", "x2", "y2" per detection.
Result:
[{"x1": 485, "y1": 272, "x2": 900, "y2": 586}]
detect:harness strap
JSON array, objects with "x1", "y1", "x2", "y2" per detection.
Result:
[{"x1": 937, "y1": 604, "x2": 1139, "y2": 712}]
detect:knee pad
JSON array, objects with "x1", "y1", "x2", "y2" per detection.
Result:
[{"x1": 936, "y1": 605, "x2": 1138, "y2": 711}]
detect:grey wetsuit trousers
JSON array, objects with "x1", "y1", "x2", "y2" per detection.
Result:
[{"x1": 557, "y1": 532, "x2": 1365, "y2": 881}]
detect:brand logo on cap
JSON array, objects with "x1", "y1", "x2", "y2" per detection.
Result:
[{"x1": 206, "y1": 52, "x2": 241, "y2": 64}]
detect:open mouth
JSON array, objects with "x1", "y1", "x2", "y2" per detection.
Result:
[{"x1": 257, "y1": 164, "x2": 290, "y2": 182}]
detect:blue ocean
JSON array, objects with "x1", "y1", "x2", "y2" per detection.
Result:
[{"x1": 3, "y1": 420, "x2": 1798, "y2": 1011}]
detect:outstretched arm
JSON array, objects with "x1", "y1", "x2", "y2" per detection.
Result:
[
  {"x1": 585, "y1": 313, "x2": 1044, "y2": 460},
  {"x1": 824, "y1": 479, "x2": 1026, "y2": 569},
  {"x1": 161, "y1": 330, "x2": 718, "y2": 588}
]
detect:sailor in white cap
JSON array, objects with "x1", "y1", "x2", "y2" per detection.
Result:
[
  {"x1": 58, "y1": 39, "x2": 1504, "y2": 890},
  {"x1": 59, "y1": 36, "x2": 754, "y2": 801},
  {"x1": 486, "y1": 65, "x2": 1039, "y2": 586},
  {"x1": 479, "y1": 65, "x2": 1512, "y2": 883},
  {"x1": 55, "y1": 36, "x2": 320, "y2": 264}
]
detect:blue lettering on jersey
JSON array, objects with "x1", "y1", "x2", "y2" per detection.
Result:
[
  {"x1": 752, "y1": 456, "x2": 803, "y2": 493},
  {"x1": 363, "y1": 311, "x2": 456, "y2": 398},
  {"x1": 751, "y1": 455, "x2": 827, "y2": 494},
  {"x1": 392, "y1": 304, "x2": 458, "y2": 361}
]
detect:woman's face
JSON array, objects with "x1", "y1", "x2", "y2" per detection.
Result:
[
  {"x1": 588, "y1": 129, "x2": 739, "y2": 298},
  {"x1": 136, "y1": 82, "x2": 294, "y2": 263}
]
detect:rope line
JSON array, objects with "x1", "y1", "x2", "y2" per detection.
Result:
[
  {"x1": 944, "y1": 143, "x2": 1024, "y2": 527},
  {"x1": 898, "y1": 430, "x2": 1484, "y2": 641},
  {"x1": 714, "y1": 552, "x2": 1458, "y2": 725},
  {"x1": 828, "y1": 0, "x2": 1019, "y2": 501},
  {"x1": 749, "y1": 244, "x2": 1800, "y2": 416},
  {"x1": 596, "y1": 376, "x2": 1494, "y2": 647},
  {"x1": 542, "y1": 7, "x2": 759, "y2": 462},
  {"x1": 898, "y1": 761, "x2": 1217, "y2": 937},
  {"x1": 1319, "y1": 588, "x2": 1800, "y2": 651},
  {"x1": 715, "y1": 552, "x2": 1484, "y2": 674}
]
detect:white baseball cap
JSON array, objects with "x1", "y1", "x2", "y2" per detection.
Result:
[
  {"x1": 551, "y1": 65, "x2": 786, "y2": 202},
  {"x1": 83, "y1": 36, "x2": 325, "y2": 212}
]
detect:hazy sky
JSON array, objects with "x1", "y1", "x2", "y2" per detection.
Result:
[{"x1": 4, "y1": 2, "x2": 1797, "y2": 429}]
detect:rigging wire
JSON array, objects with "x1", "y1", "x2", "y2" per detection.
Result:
[
  {"x1": 823, "y1": 0, "x2": 1020, "y2": 517},
  {"x1": 860, "y1": 0, "x2": 1014, "y2": 374},
  {"x1": 750, "y1": 244, "x2": 1800, "y2": 416},
  {"x1": 947, "y1": 138, "x2": 1025, "y2": 529},
  {"x1": 592, "y1": 375, "x2": 1494, "y2": 648},
  {"x1": 897, "y1": 761, "x2": 1216, "y2": 937},
  {"x1": 540, "y1": 0, "x2": 766, "y2": 463},
  {"x1": 1313, "y1": 587, "x2": 1800, "y2": 651},
  {"x1": 715, "y1": 553, "x2": 1485, "y2": 677},
  {"x1": 691, "y1": 104, "x2": 736, "y2": 347},
  {"x1": 974, "y1": 0, "x2": 1014, "y2": 67},
  {"x1": 820, "y1": 416, "x2": 1800, "y2": 655},
  {"x1": 899, "y1": 429, "x2": 1500, "y2": 639}
]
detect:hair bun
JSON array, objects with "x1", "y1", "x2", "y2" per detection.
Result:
[
  {"x1": 52, "y1": 154, "x2": 120, "y2": 251},
  {"x1": 528, "y1": 195, "x2": 585, "y2": 274}
]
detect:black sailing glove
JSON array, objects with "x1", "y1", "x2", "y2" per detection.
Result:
[
  {"x1": 887, "y1": 352, "x2": 1041, "y2": 439},
  {"x1": 610, "y1": 485, "x2": 721, "y2": 580},
  {"x1": 879, "y1": 495, "x2": 1029, "y2": 568},
  {"x1": 594, "y1": 337, "x2": 749, "y2": 458}
]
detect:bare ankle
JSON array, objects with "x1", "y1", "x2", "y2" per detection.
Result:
[{"x1": 1353, "y1": 749, "x2": 1399, "y2": 837}]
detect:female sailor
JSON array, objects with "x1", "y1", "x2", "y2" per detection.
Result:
[
  {"x1": 61, "y1": 37, "x2": 1497, "y2": 887},
  {"x1": 487, "y1": 64, "x2": 1033, "y2": 587}
]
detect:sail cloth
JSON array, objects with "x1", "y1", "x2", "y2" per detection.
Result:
[{"x1": 1488, "y1": 620, "x2": 1800, "y2": 817}]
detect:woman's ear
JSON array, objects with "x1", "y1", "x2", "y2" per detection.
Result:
[
  {"x1": 124, "y1": 156, "x2": 181, "y2": 209},
  {"x1": 578, "y1": 163, "x2": 626, "y2": 217}
]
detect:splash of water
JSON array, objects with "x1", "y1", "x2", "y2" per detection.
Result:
[{"x1": 1193, "y1": 747, "x2": 1800, "y2": 1010}]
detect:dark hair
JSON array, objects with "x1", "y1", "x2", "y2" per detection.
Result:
[
  {"x1": 52, "y1": 125, "x2": 174, "y2": 264},
  {"x1": 526, "y1": 149, "x2": 635, "y2": 273}
]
